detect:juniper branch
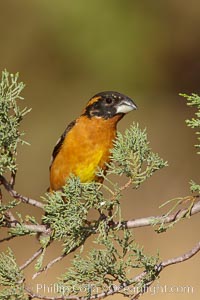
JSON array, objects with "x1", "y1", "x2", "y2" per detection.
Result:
[
  {"x1": 120, "y1": 198, "x2": 200, "y2": 229},
  {"x1": 131, "y1": 241, "x2": 200, "y2": 300},
  {"x1": 32, "y1": 230, "x2": 93, "y2": 279},
  {"x1": 0, "y1": 175, "x2": 44, "y2": 209},
  {"x1": 23, "y1": 241, "x2": 200, "y2": 300},
  {"x1": 89, "y1": 241, "x2": 200, "y2": 300},
  {"x1": 19, "y1": 247, "x2": 44, "y2": 271},
  {"x1": 32, "y1": 253, "x2": 66, "y2": 280},
  {"x1": 161, "y1": 240, "x2": 200, "y2": 267},
  {"x1": 1, "y1": 196, "x2": 199, "y2": 243},
  {"x1": 0, "y1": 235, "x2": 16, "y2": 243}
]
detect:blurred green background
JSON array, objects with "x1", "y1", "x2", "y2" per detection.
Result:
[{"x1": 0, "y1": 1, "x2": 200, "y2": 299}]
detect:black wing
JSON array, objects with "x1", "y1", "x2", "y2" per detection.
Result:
[{"x1": 49, "y1": 120, "x2": 76, "y2": 169}]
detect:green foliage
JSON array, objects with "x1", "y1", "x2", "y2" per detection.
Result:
[
  {"x1": 0, "y1": 248, "x2": 27, "y2": 300},
  {"x1": 152, "y1": 196, "x2": 196, "y2": 233},
  {"x1": 0, "y1": 69, "x2": 31, "y2": 175},
  {"x1": 0, "y1": 203, "x2": 38, "y2": 237},
  {"x1": 0, "y1": 248, "x2": 23, "y2": 286},
  {"x1": 180, "y1": 93, "x2": 200, "y2": 193},
  {"x1": 59, "y1": 229, "x2": 159, "y2": 298},
  {"x1": 0, "y1": 200, "x2": 19, "y2": 225},
  {"x1": 107, "y1": 123, "x2": 168, "y2": 188},
  {"x1": 8, "y1": 223, "x2": 34, "y2": 237},
  {"x1": 42, "y1": 177, "x2": 120, "y2": 253},
  {"x1": 181, "y1": 93, "x2": 200, "y2": 153},
  {"x1": 0, "y1": 287, "x2": 28, "y2": 300},
  {"x1": 190, "y1": 180, "x2": 200, "y2": 194}
]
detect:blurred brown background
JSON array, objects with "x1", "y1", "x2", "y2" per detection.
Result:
[{"x1": 0, "y1": 0, "x2": 200, "y2": 299}]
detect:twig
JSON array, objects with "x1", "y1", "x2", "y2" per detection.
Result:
[
  {"x1": 20, "y1": 247, "x2": 44, "y2": 270},
  {"x1": 32, "y1": 231, "x2": 93, "y2": 279},
  {"x1": 109, "y1": 178, "x2": 132, "y2": 201},
  {"x1": 20, "y1": 240, "x2": 53, "y2": 274},
  {"x1": 21, "y1": 224, "x2": 49, "y2": 233},
  {"x1": 120, "y1": 178, "x2": 132, "y2": 192},
  {"x1": 5, "y1": 210, "x2": 17, "y2": 223},
  {"x1": 0, "y1": 186, "x2": 2, "y2": 201},
  {"x1": 2, "y1": 210, "x2": 49, "y2": 234},
  {"x1": 0, "y1": 211, "x2": 19, "y2": 243},
  {"x1": 119, "y1": 199, "x2": 200, "y2": 229},
  {"x1": 0, "y1": 175, "x2": 44, "y2": 209},
  {"x1": 9, "y1": 171, "x2": 16, "y2": 188},
  {"x1": 32, "y1": 253, "x2": 66, "y2": 279},
  {"x1": 0, "y1": 234, "x2": 17, "y2": 243},
  {"x1": 0, "y1": 224, "x2": 49, "y2": 243},
  {"x1": 161, "y1": 240, "x2": 200, "y2": 267},
  {"x1": 1, "y1": 209, "x2": 50, "y2": 244}
]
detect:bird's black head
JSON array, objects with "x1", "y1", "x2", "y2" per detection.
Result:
[{"x1": 83, "y1": 91, "x2": 137, "y2": 119}]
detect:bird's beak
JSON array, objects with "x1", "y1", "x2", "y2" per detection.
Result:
[{"x1": 116, "y1": 97, "x2": 137, "y2": 114}]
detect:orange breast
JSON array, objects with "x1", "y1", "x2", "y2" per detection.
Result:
[{"x1": 50, "y1": 115, "x2": 120, "y2": 191}]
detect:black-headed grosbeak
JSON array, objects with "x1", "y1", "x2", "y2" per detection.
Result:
[{"x1": 49, "y1": 91, "x2": 137, "y2": 191}]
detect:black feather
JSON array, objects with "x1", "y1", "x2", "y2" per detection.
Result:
[{"x1": 49, "y1": 120, "x2": 76, "y2": 169}]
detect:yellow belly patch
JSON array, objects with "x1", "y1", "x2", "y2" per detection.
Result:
[{"x1": 74, "y1": 150, "x2": 103, "y2": 182}]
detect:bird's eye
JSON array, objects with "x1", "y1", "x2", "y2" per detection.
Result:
[{"x1": 105, "y1": 98, "x2": 113, "y2": 104}]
